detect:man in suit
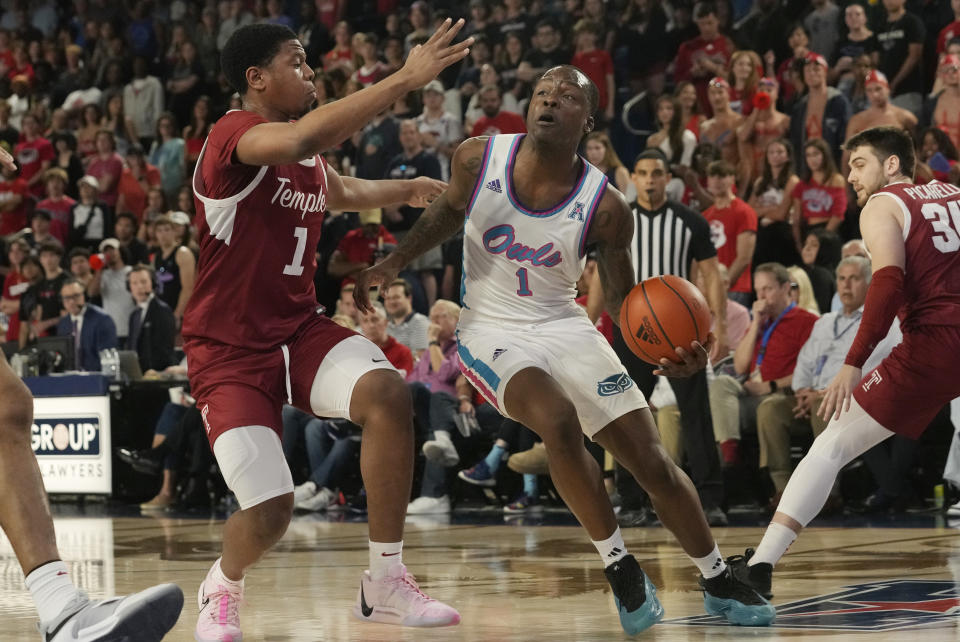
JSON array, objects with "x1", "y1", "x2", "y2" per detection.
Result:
[
  {"x1": 126, "y1": 264, "x2": 176, "y2": 372},
  {"x1": 57, "y1": 278, "x2": 117, "y2": 371}
]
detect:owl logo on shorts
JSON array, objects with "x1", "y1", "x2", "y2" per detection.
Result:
[{"x1": 597, "y1": 373, "x2": 634, "y2": 397}]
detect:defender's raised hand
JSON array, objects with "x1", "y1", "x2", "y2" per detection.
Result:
[{"x1": 400, "y1": 19, "x2": 474, "y2": 89}]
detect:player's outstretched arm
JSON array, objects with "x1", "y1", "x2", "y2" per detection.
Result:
[
  {"x1": 236, "y1": 19, "x2": 473, "y2": 166},
  {"x1": 820, "y1": 196, "x2": 906, "y2": 420},
  {"x1": 353, "y1": 137, "x2": 487, "y2": 312},
  {"x1": 326, "y1": 163, "x2": 447, "y2": 211}
]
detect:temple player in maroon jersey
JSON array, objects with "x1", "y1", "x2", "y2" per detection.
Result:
[
  {"x1": 184, "y1": 21, "x2": 472, "y2": 641},
  {"x1": 730, "y1": 126, "x2": 960, "y2": 601}
]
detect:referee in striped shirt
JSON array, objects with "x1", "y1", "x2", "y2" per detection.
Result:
[{"x1": 606, "y1": 149, "x2": 731, "y2": 526}]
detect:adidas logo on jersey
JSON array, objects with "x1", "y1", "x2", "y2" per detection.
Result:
[
  {"x1": 492, "y1": 348, "x2": 507, "y2": 361},
  {"x1": 485, "y1": 179, "x2": 503, "y2": 193},
  {"x1": 636, "y1": 317, "x2": 662, "y2": 345}
]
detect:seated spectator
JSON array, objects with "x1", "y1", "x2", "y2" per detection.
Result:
[
  {"x1": 830, "y1": 3, "x2": 878, "y2": 90},
  {"x1": 14, "y1": 255, "x2": 43, "y2": 349},
  {"x1": 756, "y1": 257, "x2": 901, "y2": 506},
  {"x1": 516, "y1": 18, "x2": 571, "y2": 84},
  {"x1": 748, "y1": 138, "x2": 801, "y2": 268},
  {"x1": 703, "y1": 160, "x2": 758, "y2": 307},
  {"x1": 358, "y1": 302, "x2": 413, "y2": 376},
  {"x1": 787, "y1": 265, "x2": 820, "y2": 316},
  {"x1": 570, "y1": 19, "x2": 614, "y2": 124},
  {"x1": 67, "y1": 247, "x2": 95, "y2": 297},
  {"x1": 675, "y1": 82, "x2": 705, "y2": 141},
  {"x1": 469, "y1": 84, "x2": 527, "y2": 138},
  {"x1": 646, "y1": 96, "x2": 696, "y2": 201},
  {"x1": 353, "y1": 32, "x2": 387, "y2": 87},
  {"x1": 115, "y1": 212, "x2": 150, "y2": 266},
  {"x1": 14, "y1": 113, "x2": 54, "y2": 199},
  {"x1": 458, "y1": 419, "x2": 543, "y2": 513},
  {"x1": 791, "y1": 138, "x2": 847, "y2": 245},
  {"x1": 797, "y1": 229, "x2": 838, "y2": 314},
  {"x1": 51, "y1": 132, "x2": 84, "y2": 200},
  {"x1": 69, "y1": 175, "x2": 113, "y2": 252},
  {"x1": 35, "y1": 168, "x2": 75, "y2": 244},
  {"x1": 383, "y1": 278, "x2": 430, "y2": 358},
  {"x1": 89, "y1": 238, "x2": 134, "y2": 342},
  {"x1": 463, "y1": 65, "x2": 521, "y2": 132},
  {"x1": 127, "y1": 264, "x2": 176, "y2": 372},
  {"x1": 789, "y1": 53, "x2": 851, "y2": 170},
  {"x1": 406, "y1": 300, "x2": 498, "y2": 514},
  {"x1": 334, "y1": 282, "x2": 361, "y2": 327},
  {"x1": 737, "y1": 77, "x2": 790, "y2": 192},
  {"x1": 115, "y1": 145, "x2": 161, "y2": 221},
  {"x1": 57, "y1": 278, "x2": 118, "y2": 371},
  {"x1": 416, "y1": 80, "x2": 462, "y2": 180},
  {"x1": 727, "y1": 50, "x2": 762, "y2": 117},
  {"x1": 845, "y1": 71, "x2": 917, "y2": 149},
  {"x1": 327, "y1": 208, "x2": 397, "y2": 286},
  {"x1": 0, "y1": 161, "x2": 28, "y2": 237},
  {"x1": 709, "y1": 263, "x2": 818, "y2": 468},
  {"x1": 285, "y1": 406, "x2": 358, "y2": 512}
]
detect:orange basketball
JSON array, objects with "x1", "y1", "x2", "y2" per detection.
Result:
[{"x1": 619, "y1": 275, "x2": 712, "y2": 365}]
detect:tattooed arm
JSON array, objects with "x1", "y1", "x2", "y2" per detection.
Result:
[
  {"x1": 354, "y1": 137, "x2": 487, "y2": 312},
  {"x1": 586, "y1": 186, "x2": 636, "y2": 321}
]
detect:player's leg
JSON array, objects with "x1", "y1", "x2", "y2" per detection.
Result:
[
  {"x1": 0, "y1": 353, "x2": 183, "y2": 641},
  {"x1": 594, "y1": 409, "x2": 774, "y2": 626},
  {"x1": 296, "y1": 327, "x2": 459, "y2": 627}
]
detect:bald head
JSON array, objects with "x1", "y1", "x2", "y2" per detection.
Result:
[{"x1": 540, "y1": 65, "x2": 599, "y2": 114}]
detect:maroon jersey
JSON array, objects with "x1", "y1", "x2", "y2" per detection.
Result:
[
  {"x1": 870, "y1": 181, "x2": 960, "y2": 329},
  {"x1": 184, "y1": 110, "x2": 329, "y2": 350}
]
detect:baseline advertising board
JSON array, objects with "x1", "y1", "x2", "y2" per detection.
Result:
[{"x1": 31, "y1": 395, "x2": 112, "y2": 494}]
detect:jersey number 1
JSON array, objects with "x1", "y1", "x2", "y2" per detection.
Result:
[
  {"x1": 922, "y1": 202, "x2": 960, "y2": 254},
  {"x1": 516, "y1": 268, "x2": 533, "y2": 297},
  {"x1": 283, "y1": 227, "x2": 308, "y2": 276}
]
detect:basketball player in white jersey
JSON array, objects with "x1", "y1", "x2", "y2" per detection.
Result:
[
  {"x1": 0, "y1": 147, "x2": 183, "y2": 640},
  {"x1": 355, "y1": 66, "x2": 775, "y2": 634}
]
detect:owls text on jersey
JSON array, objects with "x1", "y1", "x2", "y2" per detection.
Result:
[{"x1": 460, "y1": 134, "x2": 609, "y2": 324}]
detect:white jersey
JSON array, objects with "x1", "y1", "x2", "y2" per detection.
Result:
[{"x1": 460, "y1": 134, "x2": 609, "y2": 325}]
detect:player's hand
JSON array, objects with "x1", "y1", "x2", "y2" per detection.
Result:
[
  {"x1": 654, "y1": 333, "x2": 714, "y2": 378},
  {"x1": 0, "y1": 146, "x2": 16, "y2": 172},
  {"x1": 406, "y1": 176, "x2": 447, "y2": 208},
  {"x1": 400, "y1": 19, "x2": 473, "y2": 90},
  {"x1": 354, "y1": 261, "x2": 399, "y2": 314},
  {"x1": 819, "y1": 364, "x2": 862, "y2": 422}
]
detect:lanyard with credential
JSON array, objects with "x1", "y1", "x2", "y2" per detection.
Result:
[{"x1": 755, "y1": 302, "x2": 796, "y2": 368}]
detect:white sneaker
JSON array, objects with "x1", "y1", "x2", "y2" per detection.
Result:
[
  {"x1": 195, "y1": 563, "x2": 243, "y2": 641},
  {"x1": 41, "y1": 584, "x2": 183, "y2": 641},
  {"x1": 947, "y1": 500, "x2": 960, "y2": 517},
  {"x1": 406, "y1": 495, "x2": 451, "y2": 515},
  {"x1": 296, "y1": 486, "x2": 337, "y2": 512},
  {"x1": 353, "y1": 563, "x2": 460, "y2": 627},
  {"x1": 293, "y1": 481, "x2": 318, "y2": 504},
  {"x1": 422, "y1": 433, "x2": 459, "y2": 466}
]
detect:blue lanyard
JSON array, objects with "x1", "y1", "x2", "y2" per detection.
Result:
[{"x1": 756, "y1": 302, "x2": 795, "y2": 367}]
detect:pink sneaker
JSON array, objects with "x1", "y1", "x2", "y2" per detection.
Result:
[
  {"x1": 353, "y1": 563, "x2": 460, "y2": 627},
  {"x1": 195, "y1": 564, "x2": 244, "y2": 641}
]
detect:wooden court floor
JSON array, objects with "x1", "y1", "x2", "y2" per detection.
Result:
[{"x1": 2, "y1": 514, "x2": 959, "y2": 641}]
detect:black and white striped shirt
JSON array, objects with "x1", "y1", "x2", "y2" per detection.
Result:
[{"x1": 630, "y1": 200, "x2": 716, "y2": 282}]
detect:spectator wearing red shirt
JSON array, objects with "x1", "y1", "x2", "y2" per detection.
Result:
[
  {"x1": 0, "y1": 162, "x2": 28, "y2": 236},
  {"x1": 116, "y1": 145, "x2": 162, "y2": 220},
  {"x1": 323, "y1": 20, "x2": 354, "y2": 73},
  {"x1": 358, "y1": 302, "x2": 414, "y2": 376},
  {"x1": 0, "y1": 238, "x2": 29, "y2": 342},
  {"x1": 791, "y1": 138, "x2": 847, "y2": 243},
  {"x1": 703, "y1": 160, "x2": 758, "y2": 307},
  {"x1": 470, "y1": 85, "x2": 527, "y2": 138},
  {"x1": 5, "y1": 45, "x2": 33, "y2": 84},
  {"x1": 327, "y1": 208, "x2": 398, "y2": 286},
  {"x1": 570, "y1": 20, "x2": 614, "y2": 123},
  {"x1": 938, "y1": 1, "x2": 960, "y2": 55},
  {"x1": 709, "y1": 262, "x2": 817, "y2": 467},
  {"x1": 674, "y1": 2, "x2": 735, "y2": 116},
  {"x1": 14, "y1": 113, "x2": 54, "y2": 198},
  {"x1": 34, "y1": 168, "x2": 75, "y2": 244},
  {"x1": 86, "y1": 130, "x2": 124, "y2": 208}
]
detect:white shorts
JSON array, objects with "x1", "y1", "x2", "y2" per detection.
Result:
[{"x1": 456, "y1": 313, "x2": 647, "y2": 438}]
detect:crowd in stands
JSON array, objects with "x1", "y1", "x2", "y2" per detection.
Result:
[{"x1": 5, "y1": 0, "x2": 960, "y2": 520}]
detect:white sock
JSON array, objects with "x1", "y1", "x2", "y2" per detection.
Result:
[
  {"x1": 690, "y1": 544, "x2": 726, "y2": 579},
  {"x1": 750, "y1": 522, "x2": 797, "y2": 567},
  {"x1": 25, "y1": 560, "x2": 80, "y2": 625},
  {"x1": 592, "y1": 527, "x2": 628, "y2": 567},
  {"x1": 369, "y1": 540, "x2": 403, "y2": 580},
  {"x1": 208, "y1": 557, "x2": 244, "y2": 589}
]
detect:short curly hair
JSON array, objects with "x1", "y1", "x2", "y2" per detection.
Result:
[{"x1": 221, "y1": 23, "x2": 298, "y2": 95}]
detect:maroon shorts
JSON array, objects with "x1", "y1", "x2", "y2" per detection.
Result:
[
  {"x1": 854, "y1": 325, "x2": 960, "y2": 438},
  {"x1": 185, "y1": 314, "x2": 358, "y2": 446}
]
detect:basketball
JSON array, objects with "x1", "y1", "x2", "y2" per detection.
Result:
[{"x1": 619, "y1": 275, "x2": 712, "y2": 365}]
